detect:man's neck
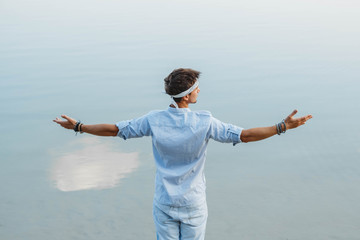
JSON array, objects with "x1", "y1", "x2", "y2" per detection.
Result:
[{"x1": 170, "y1": 101, "x2": 189, "y2": 108}]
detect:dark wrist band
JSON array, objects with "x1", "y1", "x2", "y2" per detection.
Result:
[
  {"x1": 74, "y1": 121, "x2": 81, "y2": 132},
  {"x1": 276, "y1": 123, "x2": 281, "y2": 135},
  {"x1": 282, "y1": 120, "x2": 286, "y2": 132},
  {"x1": 275, "y1": 119, "x2": 287, "y2": 136}
]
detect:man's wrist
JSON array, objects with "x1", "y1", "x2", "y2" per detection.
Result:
[
  {"x1": 275, "y1": 120, "x2": 287, "y2": 135},
  {"x1": 74, "y1": 121, "x2": 84, "y2": 134}
]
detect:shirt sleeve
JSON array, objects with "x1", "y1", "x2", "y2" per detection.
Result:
[
  {"x1": 116, "y1": 114, "x2": 151, "y2": 140},
  {"x1": 207, "y1": 116, "x2": 243, "y2": 146}
]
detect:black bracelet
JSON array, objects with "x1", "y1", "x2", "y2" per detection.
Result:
[
  {"x1": 74, "y1": 121, "x2": 81, "y2": 132},
  {"x1": 282, "y1": 120, "x2": 286, "y2": 133},
  {"x1": 275, "y1": 123, "x2": 281, "y2": 135},
  {"x1": 279, "y1": 122, "x2": 282, "y2": 133},
  {"x1": 79, "y1": 123, "x2": 83, "y2": 134}
]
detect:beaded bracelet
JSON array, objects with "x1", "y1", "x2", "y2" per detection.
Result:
[
  {"x1": 74, "y1": 121, "x2": 83, "y2": 135},
  {"x1": 74, "y1": 121, "x2": 81, "y2": 132},
  {"x1": 281, "y1": 119, "x2": 286, "y2": 133},
  {"x1": 276, "y1": 122, "x2": 281, "y2": 135},
  {"x1": 275, "y1": 120, "x2": 287, "y2": 135}
]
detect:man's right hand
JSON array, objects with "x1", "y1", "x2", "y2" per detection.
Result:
[{"x1": 53, "y1": 115, "x2": 77, "y2": 130}]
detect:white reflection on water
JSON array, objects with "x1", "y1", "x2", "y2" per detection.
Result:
[{"x1": 51, "y1": 138, "x2": 139, "y2": 192}]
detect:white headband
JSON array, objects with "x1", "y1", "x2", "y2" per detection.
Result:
[
  {"x1": 169, "y1": 81, "x2": 199, "y2": 98},
  {"x1": 169, "y1": 81, "x2": 199, "y2": 108}
]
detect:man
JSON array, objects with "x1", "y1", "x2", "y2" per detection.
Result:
[{"x1": 54, "y1": 68, "x2": 312, "y2": 240}]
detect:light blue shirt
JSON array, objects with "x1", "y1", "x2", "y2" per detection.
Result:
[{"x1": 116, "y1": 107, "x2": 243, "y2": 207}]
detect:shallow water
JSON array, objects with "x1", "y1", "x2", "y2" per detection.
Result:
[{"x1": 1, "y1": 0, "x2": 360, "y2": 239}]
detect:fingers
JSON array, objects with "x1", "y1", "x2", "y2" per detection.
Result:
[
  {"x1": 284, "y1": 111, "x2": 312, "y2": 130},
  {"x1": 303, "y1": 114, "x2": 313, "y2": 124},
  {"x1": 53, "y1": 115, "x2": 77, "y2": 130},
  {"x1": 286, "y1": 110, "x2": 311, "y2": 122},
  {"x1": 53, "y1": 117, "x2": 67, "y2": 123},
  {"x1": 300, "y1": 115, "x2": 312, "y2": 122},
  {"x1": 61, "y1": 115, "x2": 75, "y2": 122},
  {"x1": 288, "y1": 109, "x2": 298, "y2": 119},
  {"x1": 53, "y1": 117, "x2": 62, "y2": 124}
]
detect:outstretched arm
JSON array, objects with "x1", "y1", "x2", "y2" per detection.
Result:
[
  {"x1": 53, "y1": 115, "x2": 118, "y2": 137},
  {"x1": 240, "y1": 110, "x2": 312, "y2": 143}
]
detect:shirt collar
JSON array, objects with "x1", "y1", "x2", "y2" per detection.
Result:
[{"x1": 168, "y1": 106, "x2": 191, "y2": 113}]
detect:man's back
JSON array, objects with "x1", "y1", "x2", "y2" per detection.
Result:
[{"x1": 116, "y1": 106, "x2": 243, "y2": 207}]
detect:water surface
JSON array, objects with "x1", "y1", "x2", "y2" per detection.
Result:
[{"x1": 1, "y1": 0, "x2": 360, "y2": 239}]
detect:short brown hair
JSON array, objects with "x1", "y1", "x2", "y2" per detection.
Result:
[{"x1": 164, "y1": 68, "x2": 201, "y2": 102}]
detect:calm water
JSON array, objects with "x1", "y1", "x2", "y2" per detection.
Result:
[{"x1": 1, "y1": 0, "x2": 360, "y2": 239}]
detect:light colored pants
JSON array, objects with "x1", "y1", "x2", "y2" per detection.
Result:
[{"x1": 153, "y1": 201, "x2": 208, "y2": 240}]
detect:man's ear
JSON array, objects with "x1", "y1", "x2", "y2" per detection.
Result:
[{"x1": 183, "y1": 95, "x2": 190, "y2": 101}]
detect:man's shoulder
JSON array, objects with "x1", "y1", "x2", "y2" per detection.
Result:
[
  {"x1": 148, "y1": 109, "x2": 164, "y2": 114},
  {"x1": 146, "y1": 109, "x2": 168, "y2": 117},
  {"x1": 193, "y1": 110, "x2": 212, "y2": 117}
]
